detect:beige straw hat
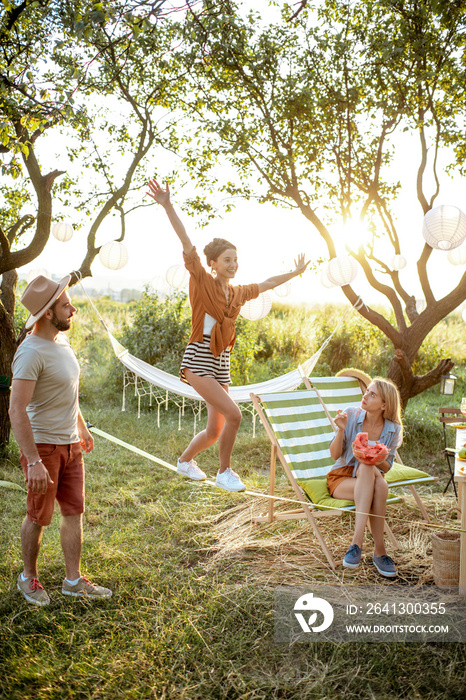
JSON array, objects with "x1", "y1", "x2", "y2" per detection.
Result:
[{"x1": 21, "y1": 274, "x2": 71, "y2": 329}]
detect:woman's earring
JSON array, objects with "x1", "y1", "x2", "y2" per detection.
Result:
[{"x1": 211, "y1": 268, "x2": 216, "y2": 277}]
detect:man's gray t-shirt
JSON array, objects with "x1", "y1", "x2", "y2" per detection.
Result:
[{"x1": 11, "y1": 333, "x2": 80, "y2": 444}]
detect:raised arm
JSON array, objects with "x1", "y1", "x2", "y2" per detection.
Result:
[
  {"x1": 147, "y1": 179, "x2": 194, "y2": 255},
  {"x1": 257, "y1": 253, "x2": 310, "y2": 293}
]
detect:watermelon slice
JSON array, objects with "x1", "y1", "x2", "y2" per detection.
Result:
[{"x1": 352, "y1": 431, "x2": 389, "y2": 465}]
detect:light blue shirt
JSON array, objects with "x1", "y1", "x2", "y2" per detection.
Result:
[{"x1": 329, "y1": 406, "x2": 402, "y2": 477}]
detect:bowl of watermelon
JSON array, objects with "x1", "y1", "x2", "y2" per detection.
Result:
[{"x1": 352, "y1": 432, "x2": 389, "y2": 465}]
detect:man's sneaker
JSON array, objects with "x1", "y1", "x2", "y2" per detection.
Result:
[
  {"x1": 372, "y1": 554, "x2": 397, "y2": 578},
  {"x1": 17, "y1": 574, "x2": 50, "y2": 606},
  {"x1": 176, "y1": 459, "x2": 206, "y2": 481},
  {"x1": 342, "y1": 544, "x2": 362, "y2": 569},
  {"x1": 62, "y1": 576, "x2": 112, "y2": 598},
  {"x1": 215, "y1": 467, "x2": 246, "y2": 492}
]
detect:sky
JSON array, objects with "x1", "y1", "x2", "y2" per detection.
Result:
[
  {"x1": 24, "y1": 141, "x2": 466, "y2": 315},
  {"x1": 17, "y1": 1, "x2": 466, "y2": 316}
]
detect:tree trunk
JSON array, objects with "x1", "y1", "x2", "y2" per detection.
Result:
[
  {"x1": 0, "y1": 270, "x2": 18, "y2": 450},
  {"x1": 387, "y1": 347, "x2": 454, "y2": 409}
]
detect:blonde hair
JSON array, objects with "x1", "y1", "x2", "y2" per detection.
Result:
[{"x1": 373, "y1": 377, "x2": 403, "y2": 440}]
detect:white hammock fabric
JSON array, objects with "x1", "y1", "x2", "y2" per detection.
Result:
[
  {"x1": 78, "y1": 277, "x2": 363, "y2": 428},
  {"x1": 108, "y1": 332, "x2": 320, "y2": 403}
]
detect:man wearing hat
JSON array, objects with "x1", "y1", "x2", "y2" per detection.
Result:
[{"x1": 9, "y1": 275, "x2": 112, "y2": 605}]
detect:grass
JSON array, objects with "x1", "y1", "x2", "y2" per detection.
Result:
[
  {"x1": 1, "y1": 300, "x2": 466, "y2": 698},
  {"x1": 1, "y1": 400, "x2": 465, "y2": 699}
]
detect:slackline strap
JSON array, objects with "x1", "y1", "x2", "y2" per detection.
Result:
[{"x1": 89, "y1": 426, "x2": 464, "y2": 533}]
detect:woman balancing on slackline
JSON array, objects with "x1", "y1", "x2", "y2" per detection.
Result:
[{"x1": 147, "y1": 178, "x2": 310, "y2": 492}]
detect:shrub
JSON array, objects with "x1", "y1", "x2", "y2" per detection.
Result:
[{"x1": 118, "y1": 289, "x2": 191, "y2": 374}]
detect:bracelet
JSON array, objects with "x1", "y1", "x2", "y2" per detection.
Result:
[{"x1": 27, "y1": 459, "x2": 43, "y2": 468}]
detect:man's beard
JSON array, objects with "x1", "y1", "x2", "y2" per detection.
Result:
[{"x1": 51, "y1": 311, "x2": 71, "y2": 331}]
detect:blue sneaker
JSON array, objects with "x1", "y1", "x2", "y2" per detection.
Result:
[
  {"x1": 342, "y1": 544, "x2": 362, "y2": 568},
  {"x1": 373, "y1": 554, "x2": 397, "y2": 578}
]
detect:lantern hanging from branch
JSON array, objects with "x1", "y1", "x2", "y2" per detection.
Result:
[
  {"x1": 447, "y1": 246, "x2": 466, "y2": 266},
  {"x1": 150, "y1": 275, "x2": 171, "y2": 293},
  {"x1": 439, "y1": 373, "x2": 457, "y2": 395},
  {"x1": 240, "y1": 292, "x2": 272, "y2": 320},
  {"x1": 274, "y1": 281, "x2": 292, "y2": 297},
  {"x1": 165, "y1": 264, "x2": 189, "y2": 290},
  {"x1": 52, "y1": 222, "x2": 73, "y2": 242},
  {"x1": 391, "y1": 254, "x2": 407, "y2": 271},
  {"x1": 327, "y1": 255, "x2": 358, "y2": 286},
  {"x1": 27, "y1": 268, "x2": 50, "y2": 283},
  {"x1": 99, "y1": 241, "x2": 129, "y2": 270},
  {"x1": 422, "y1": 205, "x2": 466, "y2": 251},
  {"x1": 320, "y1": 267, "x2": 336, "y2": 288}
]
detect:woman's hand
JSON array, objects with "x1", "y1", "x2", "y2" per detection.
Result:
[
  {"x1": 292, "y1": 253, "x2": 310, "y2": 276},
  {"x1": 147, "y1": 179, "x2": 171, "y2": 208},
  {"x1": 334, "y1": 409, "x2": 348, "y2": 432}
]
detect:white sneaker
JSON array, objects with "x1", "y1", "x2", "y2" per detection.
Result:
[
  {"x1": 215, "y1": 467, "x2": 246, "y2": 492},
  {"x1": 176, "y1": 459, "x2": 206, "y2": 481}
]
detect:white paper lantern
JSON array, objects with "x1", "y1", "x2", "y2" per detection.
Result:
[
  {"x1": 240, "y1": 292, "x2": 272, "y2": 320},
  {"x1": 52, "y1": 222, "x2": 73, "y2": 242},
  {"x1": 391, "y1": 254, "x2": 407, "y2": 271},
  {"x1": 415, "y1": 299, "x2": 427, "y2": 313},
  {"x1": 422, "y1": 205, "x2": 466, "y2": 251},
  {"x1": 320, "y1": 268, "x2": 336, "y2": 288},
  {"x1": 99, "y1": 241, "x2": 129, "y2": 270},
  {"x1": 27, "y1": 268, "x2": 50, "y2": 283},
  {"x1": 447, "y1": 246, "x2": 466, "y2": 266},
  {"x1": 327, "y1": 255, "x2": 358, "y2": 286},
  {"x1": 150, "y1": 275, "x2": 171, "y2": 293},
  {"x1": 274, "y1": 281, "x2": 292, "y2": 297},
  {"x1": 165, "y1": 264, "x2": 189, "y2": 290}
]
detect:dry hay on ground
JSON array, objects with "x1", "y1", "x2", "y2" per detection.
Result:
[{"x1": 203, "y1": 491, "x2": 460, "y2": 588}]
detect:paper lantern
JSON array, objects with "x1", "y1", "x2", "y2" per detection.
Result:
[
  {"x1": 166, "y1": 264, "x2": 189, "y2": 290},
  {"x1": 99, "y1": 241, "x2": 129, "y2": 270},
  {"x1": 52, "y1": 222, "x2": 73, "y2": 242},
  {"x1": 240, "y1": 292, "x2": 272, "y2": 320},
  {"x1": 391, "y1": 254, "x2": 407, "y2": 271},
  {"x1": 415, "y1": 299, "x2": 427, "y2": 313},
  {"x1": 327, "y1": 255, "x2": 358, "y2": 286},
  {"x1": 150, "y1": 275, "x2": 171, "y2": 293},
  {"x1": 274, "y1": 281, "x2": 292, "y2": 297},
  {"x1": 447, "y1": 246, "x2": 466, "y2": 266},
  {"x1": 27, "y1": 268, "x2": 50, "y2": 283},
  {"x1": 422, "y1": 205, "x2": 466, "y2": 251},
  {"x1": 320, "y1": 268, "x2": 336, "y2": 288}
]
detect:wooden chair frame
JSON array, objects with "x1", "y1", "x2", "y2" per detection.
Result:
[{"x1": 305, "y1": 377, "x2": 436, "y2": 523}]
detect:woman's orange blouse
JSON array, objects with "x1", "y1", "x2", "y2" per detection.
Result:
[{"x1": 183, "y1": 247, "x2": 259, "y2": 358}]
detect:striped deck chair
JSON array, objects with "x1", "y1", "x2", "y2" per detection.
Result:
[
  {"x1": 250, "y1": 389, "x2": 403, "y2": 570},
  {"x1": 305, "y1": 373, "x2": 437, "y2": 523}
]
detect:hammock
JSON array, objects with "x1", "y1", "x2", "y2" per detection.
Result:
[
  {"x1": 79, "y1": 277, "x2": 364, "y2": 431},
  {"x1": 107, "y1": 331, "x2": 320, "y2": 404}
]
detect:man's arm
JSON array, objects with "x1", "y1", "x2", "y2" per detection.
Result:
[
  {"x1": 9, "y1": 378, "x2": 53, "y2": 493},
  {"x1": 77, "y1": 408, "x2": 94, "y2": 453}
]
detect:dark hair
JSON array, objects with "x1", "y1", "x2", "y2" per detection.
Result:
[{"x1": 203, "y1": 238, "x2": 236, "y2": 267}]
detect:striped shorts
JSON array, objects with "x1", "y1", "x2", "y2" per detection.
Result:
[{"x1": 180, "y1": 335, "x2": 231, "y2": 386}]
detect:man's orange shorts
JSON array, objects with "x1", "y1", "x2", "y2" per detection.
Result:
[{"x1": 20, "y1": 443, "x2": 85, "y2": 526}]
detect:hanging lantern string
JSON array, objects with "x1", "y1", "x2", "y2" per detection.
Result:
[{"x1": 73, "y1": 272, "x2": 111, "y2": 334}]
